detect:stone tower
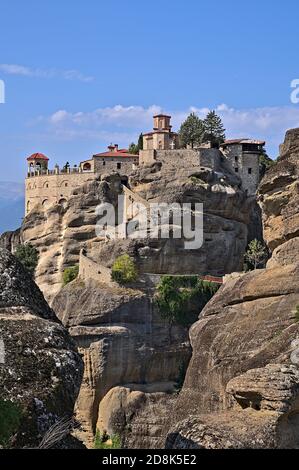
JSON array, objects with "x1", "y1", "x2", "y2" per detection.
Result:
[
  {"x1": 143, "y1": 114, "x2": 179, "y2": 150},
  {"x1": 220, "y1": 139, "x2": 265, "y2": 195}
]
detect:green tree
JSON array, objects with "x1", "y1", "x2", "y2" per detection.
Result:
[
  {"x1": 179, "y1": 113, "x2": 204, "y2": 148},
  {"x1": 62, "y1": 265, "x2": 79, "y2": 286},
  {"x1": 15, "y1": 243, "x2": 39, "y2": 276},
  {"x1": 155, "y1": 275, "x2": 219, "y2": 327},
  {"x1": 260, "y1": 148, "x2": 275, "y2": 177},
  {"x1": 128, "y1": 134, "x2": 143, "y2": 154},
  {"x1": 137, "y1": 132, "x2": 143, "y2": 151},
  {"x1": 111, "y1": 254, "x2": 137, "y2": 284},
  {"x1": 203, "y1": 110, "x2": 226, "y2": 147},
  {"x1": 244, "y1": 239, "x2": 267, "y2": 270},
  {"x1": 128, "y1": 143, "x2": 139, "y2": 155}
]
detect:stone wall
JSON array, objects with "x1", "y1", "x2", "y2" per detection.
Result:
[
  {"x1": 93, "y1": 156, "x2": 138, "y2": 175},
  {"x1": 79, "y1": 250, "x2": 113, "y2": 286},
  {"x1": 25, "y1": 171, "x2": 95, "y2": 214},
  {"x1": 222, "y1": 144, "x2": 260, "y2": 195},
  {"x1": 139, "y1": 148, "x2": 221, "y2": 171}
]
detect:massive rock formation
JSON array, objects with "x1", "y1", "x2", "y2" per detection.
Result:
[
  {"x1": 1, "y1": 155, "x2": 257, "y2": 304},
  {"x1": 166, "y1": 128, "x2": 299, "y2": 449},
  {"x1": 5, "y1": 175, "x2": 123, "y2": 303},
  {"x1": 0, "y1": 249, "x2": 83, "y2": 448},
  {"x1": 52, "y1": 277, "x2": 191, "y2": 448},
  {"x1": 0, "y1": 147, "x2": 263, "y2": 448}
]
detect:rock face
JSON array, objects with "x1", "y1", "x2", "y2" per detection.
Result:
[
  {"x1": 0, "y1": 174, "x2": 123, "y2": 303},
  {"x1": 52, "y1": 278, "x2": 190, "y2": 448},
  {"x1": 166, "y1": 128, "x2": 299, "y2": 449},
  {"x1": 1, "y1": 156, "x2": 257, "y2": 304},
  {"x1": 0, "y1": 249, "x2": 83, "y2": 448},
  {"x1": 259, "y1": 128, "x2": 299, "y2": 251}
]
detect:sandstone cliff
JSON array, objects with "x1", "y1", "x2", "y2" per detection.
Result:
[
  {"x1": 1, "y1": 155, "x2": 257, "y2": 304},
  {"x1": 166, "y1": 128, "x2": 299, "y2": 449},
  {"x1": 52, "y1": 277, "x2": 191, "y2": 447},
  {"x1": 0, "y1": 249, "x2": 83, "y2": 448},
  {"x1": 0, "y1": 147, "x2": 263, "y2": 449}
]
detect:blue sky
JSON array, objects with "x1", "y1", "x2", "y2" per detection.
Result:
[{"x1": 1, "y1": 0, "x2": 299, "y2": 182}]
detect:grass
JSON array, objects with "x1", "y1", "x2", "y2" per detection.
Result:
[{"x1": 94, "y1": 430, "x2": 121, "y2": 449}]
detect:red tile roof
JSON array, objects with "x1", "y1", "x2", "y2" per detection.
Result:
[
  {"x1": 27, "y1": 152, "x2": 49, "y2": 161},
  {"x1": 93, "y1": 148, "x2": 139, "y2": 158}
]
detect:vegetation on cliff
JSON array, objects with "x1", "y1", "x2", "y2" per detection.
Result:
[
  {"x1": 111, "y1": 254, "x2": 138, "y2": 284},
  {"x1": 244, "y1": 239, "x2": 268, "y2": 271},
  {"x1": 94, "y1": 430, "x2": 121, "y2": 449},
  {"x1": 63, "y1": 265, "x2": 79, "y2": 286},
  {"x1": 155, "y1": 275, "x2": 220, "y2": 326},
  {"x1": 15, "y1": 243, "x2": 39, "y2": 276}
]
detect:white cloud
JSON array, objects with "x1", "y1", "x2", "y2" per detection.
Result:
[
  {"x1": 36, "y1": 103, "x2": 299, "y2": 157},
  {"x1": 0, "y1": 64, "x2": 94, "y2": 82}
]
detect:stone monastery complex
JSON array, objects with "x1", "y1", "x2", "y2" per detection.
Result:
[{"x1": 25, "y1": 114, "x2": 265, "y2": 215}]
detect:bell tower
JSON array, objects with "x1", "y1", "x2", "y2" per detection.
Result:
[{"x1": 27, "y1": 152, "x2": 49, "y2": 174}]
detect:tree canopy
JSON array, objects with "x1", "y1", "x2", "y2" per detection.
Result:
[
  {"x1": 202, "y1": 110, "x2": 226, "y2": 147},
  {"x1": 178, "y1": 113, "x2": 205, "y2": 148},
  {"x1": 15, "y1": 243, "x2": 39, "y2": 276},
  {"x1": 129, "y1": 133, "x2": 143, "y2": 154}
]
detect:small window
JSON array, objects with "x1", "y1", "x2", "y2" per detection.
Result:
[
  {"x1": 117, "y1": 163, "x2": 121, "y2": 169},
  {"x1": 248, "y1": 168, "x2": 252, "y2": 174},
  {"x1": 103, "y1": 161, "x2": 106, "y2": 166},
  {"x1": 65, "y1": 182, "x2": 68, "y2": 187},
  {"x1": 235, "y1": 167, "x2": 239, "y2": 173},
  {"x1": 235, "y1": 156, "x2": 238, "y2": 162}
]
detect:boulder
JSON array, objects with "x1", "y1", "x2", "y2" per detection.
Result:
[{"x1": 0, "y1": 249, "x2": 83, "y2": 448}]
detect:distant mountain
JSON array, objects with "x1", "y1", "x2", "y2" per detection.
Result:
[{"x1": 0, "y1": 182, "x2": 24, "y2": 235}]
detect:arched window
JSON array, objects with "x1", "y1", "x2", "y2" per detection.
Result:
[
  {"x1": 43, "y1": 182, "x2": 49, "y2": 188},
  {"x1": 83, "y1": 162, "x2": 91, "y2": 171},
  {"x1": 42, "y1": 199, "x2": 49, "y2": 209},
  {"x1": 26, "y1": 200, "x2": 31, "y2": 213}
]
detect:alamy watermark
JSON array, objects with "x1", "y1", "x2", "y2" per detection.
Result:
[
  {"x1": 290, "y1": 79, "x2": 299, "y2": 103},
  {"x1": 0, "y1": 79, "x2": 5, "y2": 104},
  {"x1": 95, "y1": 196, "x2": 204, "y2": 250}
]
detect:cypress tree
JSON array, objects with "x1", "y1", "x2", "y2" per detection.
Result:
[{"x1": 203, "y1": 110, "x2": 226, "y2": 147}]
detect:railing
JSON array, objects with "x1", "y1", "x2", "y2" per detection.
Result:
[{"x1": 27, "y1": 167, "x2": 94, "y2": 178}]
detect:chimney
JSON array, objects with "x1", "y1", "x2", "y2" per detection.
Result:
[
  {"x1": 114, "y1": 144, "x2": 118, "y2": 152},
  {"x1": 108, "y1": 144, "x2": 115, "y2": 152}
]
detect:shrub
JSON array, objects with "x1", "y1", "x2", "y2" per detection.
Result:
[
  {"x1": 244, "y1": 239, "x2": 268, "y2": 271},
  {"x1": 155, "y1": 275, "x2": 219, "y2": 327},
  {"x1": 62, "y1": 265, "x2": 79, "y2": 286},
  {"x1": 0, "y1": 400, "x2": 22, "y2": 447},
  {"x1": 15, "y1": 243, "x2": 39, "y2": 276},
  {"x1": 294, "y1": 306, "x2": 299, "y2": 322},
  {"x1": 111, "y1": 254, "x2": 137, "y2": 284},
  {"x1": 94, "y1": 430, "x2": 121, "y2": 449}
]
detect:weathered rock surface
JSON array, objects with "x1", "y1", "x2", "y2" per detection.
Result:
[
  {"x1": 259, "y1": 128, "x2": 299, "y2": 252},
  {"x1": 166, "y1": 128, "x2": 299, "y2": 449},
  {"x1": 1, "y1": 157, "x2": 257, "y2": 304},
  {"x1": 0, "y1": 174, "x2": 123, "y2": 303},
  {"x1": 0, "y1": 249, "x2": 83, "y2": 448},
  {"x1": 52, "y1": 278, "x2": 190, "y2": 447}
]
